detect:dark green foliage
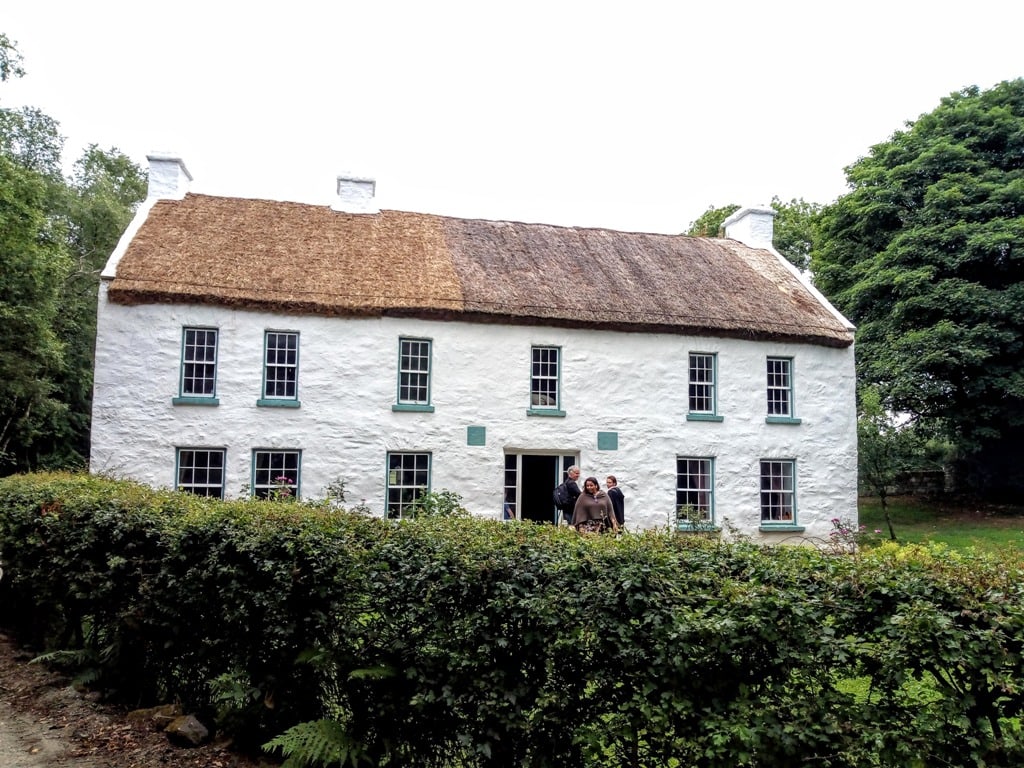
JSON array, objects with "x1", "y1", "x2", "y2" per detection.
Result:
[
  {"x1": 0, "y1": 155, "x2": 72, "y2": 470},
  {"x1": 0, "y1": 36, "x2": 146, "y2": 473},
  {"x1": 2, "y1": 473, "x2": 1024, "y2": 767},
  {"x1": 812, "y1": 79, "x2": 1024, "y2": 497}
]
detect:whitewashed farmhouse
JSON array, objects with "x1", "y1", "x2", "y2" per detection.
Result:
[{"x1": 90, "y1": 154, "x2": 857, "y2": 540}]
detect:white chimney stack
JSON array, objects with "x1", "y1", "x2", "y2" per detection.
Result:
[
  {"x1": 722, "y1": 206, "x2": 775, "y2": 250},
  {"x1": 331, "y1": 174, "x2": 378, "y2": 214},
  {"x1": 146, "y1": 153, "x2": 192, "y2": 200}
]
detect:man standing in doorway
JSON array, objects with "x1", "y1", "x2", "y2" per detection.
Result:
[
  {"x1": 606, "y1": 475, "x2": 625, "y2": 530},
  {"x1": 556, "y1": 465, "x2": 582, "y2": 525}
]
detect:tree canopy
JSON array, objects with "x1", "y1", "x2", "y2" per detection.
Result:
[
  {"x1": 812, "y1": 79, "x2": 1024, "y2": 497},
  {"x1": 0, "y1": 35, "x2": 145, "y2": 472}
]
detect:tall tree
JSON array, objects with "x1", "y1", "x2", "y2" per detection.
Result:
[
  {"x1": 0, "y1": 34, "x2": 70, "y2": 469},
  {"x1": 0, "y1": 154, "x2": 71, "y2": 468},
  {"x1": 812, "y1": 79, "x2": 1024, "y2": 498},
  {"x1": 0, "y1": 35, "x2": 145, "y2": 471}
]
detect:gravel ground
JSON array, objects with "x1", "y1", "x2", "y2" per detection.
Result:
[{"x1": 0, "y1": 631, "x2": 273, "y2": 768}]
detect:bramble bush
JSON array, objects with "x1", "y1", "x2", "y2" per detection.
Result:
[{"x1": 1, "y1": 472, "x2": 1023, "y2": 767}]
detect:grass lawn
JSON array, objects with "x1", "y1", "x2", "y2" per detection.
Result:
[{"x1": 858, "y1": 494, "x2": 1024, "y2": 555}]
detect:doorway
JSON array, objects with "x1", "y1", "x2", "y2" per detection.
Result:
[{"x1": 504, "y1": 453, "x2": 577, "y2": 524}]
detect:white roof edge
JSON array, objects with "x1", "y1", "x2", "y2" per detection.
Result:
[
  {"x1": 766, "y1": 244, "x2": 856, "y2": 332},
  {"x1": 100, "y1": 198, "x2": 158, "y2": 280}
]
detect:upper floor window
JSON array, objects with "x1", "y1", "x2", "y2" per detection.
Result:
[
  {"x1": 252, "y1": 449, "x2": 301, "y2": 500},
  {"x1": 760, "y1": 459, "x2": 796, "y2": 524},
  {"x1": 687, "y1": 353, "x2": 721, "y2": 421},
  {"x1": 387, "y1": 452, "x2": 431, "y2": 519},
  {"x1": 261, "y1": 331, "x2": 299, "y2": 403},
  {"x1": 766, "y1": 357, "x2": 794, "y2": 417},
  {"x1": 397, "y1": 338, "x2": 432, "y2": 407},
  {"x1": 176, "y1": 448, "x2": 226, "y2": 498},
  {"x1": 529, "y1": 346, "x2": 562, "y2": 414},
  {"x1": 179, "y1": 327, "x2": 218, "y2": 399},
  {"x1": 676, "y1": 457, "x2": 714, "y2": 526}
]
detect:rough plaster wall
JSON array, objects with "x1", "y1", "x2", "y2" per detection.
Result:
[{"x1": 91, "y1": 286, "x2": 857, "y2": 540}]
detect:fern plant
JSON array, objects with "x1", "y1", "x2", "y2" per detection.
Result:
[{"x1": 263, "y1": 719, "x2": 371, "y2": 768}]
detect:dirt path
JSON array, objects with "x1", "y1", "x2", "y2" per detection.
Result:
[
  {"x1": 0, "y1": 692, "x2": 104, "y2": 767},
  {"x1": 0, "y1": 631, "x2": 270, "y2": 767}
]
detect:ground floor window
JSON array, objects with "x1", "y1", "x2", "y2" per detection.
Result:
[
  {"x1": 760, "y1": 459, "x2": 796, "y2": 523},
  {"x1": 676, "y1": 457, "x2": 714, "y2": 525},
  {"x1": 387, "y1": 452, "x2": 431, "y2": 518},
  {"x1": 253, "y1": 449, "x2": 301, "y2": 500},
  {"x1": 176, "y1": 448, "x2": 226, "y2": 498}
]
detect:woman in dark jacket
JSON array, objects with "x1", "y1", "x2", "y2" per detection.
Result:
[{"x1": 570, "y1": 476, "x2": 619, "y2": 534}]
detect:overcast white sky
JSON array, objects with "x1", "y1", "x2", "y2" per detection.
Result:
[{"x1": 3, "y1": 1, "x2": 1022, "y2": 233}]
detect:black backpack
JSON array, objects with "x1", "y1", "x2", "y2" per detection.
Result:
[{"x1": 552, "y1": 482, "x2": 571, "y2": 509}]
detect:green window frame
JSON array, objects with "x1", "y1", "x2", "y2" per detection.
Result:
[
  {"x1": 386, "y1": 451, "x2": 431, "y2": 519},
  {"x1": 176, "y1": 448, "x2": 226, "y2": 498},
  {"x1": 676, "y1": 456, "x2": 714, "y2": 527},
  {"x1": 258, "y1": 330, "x2": 299, "y2": 406},
  {"x1": 393, "y1": 337, "x2": 434, "y2": 412},
  {"x1": 174, "y1": 327, "x2": 219, "y2": 405},
  {"x1": 766, "y1": 356, "x2": 794, "y2": 418},
  {"x1": 528, "y1": 345, "x2": 564, "y2": 416},
  {"x1": 760, "y1": 459, "x2": 796, "y2": 525},
  {"x1": 252, "y1": 449, "x2": 301, "y2": 500},
  {"x1": 687, "y1": 352, "x2": 723, "y2": 421}
]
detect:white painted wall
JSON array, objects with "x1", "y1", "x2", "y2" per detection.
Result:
[{"x1": 91, "y1": 283, "x2": 858, "y2": 541}]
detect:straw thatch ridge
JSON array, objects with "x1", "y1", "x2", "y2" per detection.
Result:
[{"x1": 108, "y1": 194, "x2": 853, "y2": 348}]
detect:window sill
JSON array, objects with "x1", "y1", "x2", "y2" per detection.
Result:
[
  {"x1": 686, "y1": 413, "x2": 724, "y2": 422},
  {"x1": 759, "y1": 524, "x2": 805, "y2": 533},
  {"x1": 172, "y1": 396, "x2": 219, "y2": 406},
  {"x1": 526, "y1": 408, "x2": 566, "y2": 417},
  {"x1": 392, "y1": 403, "x2": 435, "y2": 413},
  {"x1": 765, "y1": 416, "x2": 802, "y2": 425},
  {"x1": 256, "y1": 399, "x2": 301, "y2": 408}
]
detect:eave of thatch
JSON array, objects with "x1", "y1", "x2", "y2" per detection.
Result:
[{"x1": 108, "y1": 194, "x2": 854, "y2": 348}]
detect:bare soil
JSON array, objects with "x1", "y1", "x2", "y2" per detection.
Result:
[{"x1": 0, "y1": 631, "x2": 274, "y2": 768}]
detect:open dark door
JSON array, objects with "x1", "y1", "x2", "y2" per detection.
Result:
[{"x1": 506, "y1": 453, "x2": 577, "y2": 524}]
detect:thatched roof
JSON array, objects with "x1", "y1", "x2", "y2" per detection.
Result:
[{"x1": 108, "y1": 194, "x2": 853, "y2": 348}]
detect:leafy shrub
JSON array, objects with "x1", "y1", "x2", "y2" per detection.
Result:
[{"x1": 2, "y1": 472, "x2": 1023, "y2": 766}]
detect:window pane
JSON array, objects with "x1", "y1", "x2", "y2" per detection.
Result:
[
  {"x1": 767, "y1": 358, "x2": 792, "y2": 416},
  {"x1": 253, "y1": 450, "x2": 301, "y2": 499},
  {"x1": 387, "y1": 452, "x2": 431, "y2": 518},
  {"x1": 676, "y1": 457, "x2": 713, "y2": 522},
  {"x1": 530, "y1": 346, "x2": 559, "y2": 408},
  {"x1": 264, "y1": 332, "x2": 299, "y2": 399},
  {"x1": 182, "y1": 328, "x2": 218, "y2": 396},
  {"x1": 688, "y1": 353, "x2": 715, "y2": 413},
  {"x1": 398, "y1": 339, "x2": 431, "y2": 404},
  {"x1": 503, "y1": 453, "x2": 518, "y2": 520},
  {"x1": 760, "y1": 460, "x2": 795, "y2": 522},
  {"x1": 177, "y1": 448, "x2": 225, "y2": 498}
]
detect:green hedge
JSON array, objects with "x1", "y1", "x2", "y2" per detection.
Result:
[{"x1": 1, "y1": 472, "x2": 1023, "y2": 767}]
